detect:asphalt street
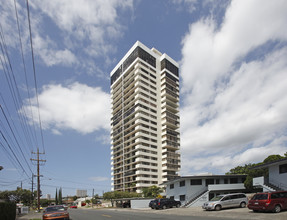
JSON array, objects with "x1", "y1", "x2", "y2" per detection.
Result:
[{"x1": 17, "y1": 207, "x2": 287, "y2": 220}]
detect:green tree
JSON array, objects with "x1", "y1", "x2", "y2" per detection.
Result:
[
  {"x1": 226, "y1": 153, "x2": 287, "y2": 191},
  {"x1": 40, "y1": 199, "x2": 50, "y2": 207},
  {"x1": 86, "y1": 199, "x2": 91, "y2": 204},
  {"x1": 55, "y1": 188, "x2": 58, "y2": 205},
  {"x1": 59, "y1": 188, "x2": 62, "y2": 205},
  {"x1": 92, "y1": 194, "x2": 100, "y2": 204},
  {"x1": 263, "y1": 154, "x2": 284, "y2": 163},
  {"x1": 142, "y1": 185, "x2": 163, "y2": 198},
  {"x1": 72, "y1": 196, "x2": 78, "y2": 201},
  {"x1": 103, "y1": 191, "x2": 140, "y2": 207},
  {"x1": 0, "y1": 188, "x2": 33, "y2": 206}
]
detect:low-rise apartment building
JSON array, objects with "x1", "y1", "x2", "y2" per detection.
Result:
[{"x1": 163, "y1": 174, "x2": 247, "y2": 207}]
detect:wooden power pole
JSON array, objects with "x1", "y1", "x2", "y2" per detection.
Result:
[{"x1": 31, "y1": 148, "x2": 46, "y2": 211}]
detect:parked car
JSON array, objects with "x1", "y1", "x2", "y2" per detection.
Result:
[
  {"x1": 123, "y1": 201, "x2": 131, "y2": 208},
  {"x1": 202, "y1": 193, "x2": 248, "y2": 211},
  {"x1": 149, "y1": 198, "x2": 181, "y2": 209},
  {"x1": 248, "y1": 191, "x2": 287, "y2": 213},
  {"x1": 43, "y1": 205, "x2": 69, "y2": 220},
  {"x1": 69, "y1": 205, "x2": 77, "y2": 209}
]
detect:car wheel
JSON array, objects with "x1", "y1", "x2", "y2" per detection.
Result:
[
  {"x1": 273, "y1": 205, "x2": 281, "y2": 213},
  {"x1": 162, "y1": 205, "x2": 167, "y2": 209},
  {"x1": 215, "y1": 205, "x2": 221, "y2": 211},
  {"x1": 240, "y1": 202, "x2": 246, "y2": 208},
  {"x1": 176, "y1": 204, "x2": 180, "y2": 208}
]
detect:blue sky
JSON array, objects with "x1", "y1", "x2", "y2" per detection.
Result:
[{"x1": 1, "y1": 0, "x2": 287, "y2": 198}]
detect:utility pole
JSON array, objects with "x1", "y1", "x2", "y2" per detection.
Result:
[
  {"x1": 92, "y1": 189, "x2": 94, "y2": 208},
  {"x1": 31, "y1": 148, "x2": 46, "y2": 211},
  {"x1": 31, "y1": 174, "x2": 34, "y2": 206}
]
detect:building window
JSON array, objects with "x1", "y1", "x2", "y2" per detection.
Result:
[
  {"x1": 179, "y1": 195, "x2": 185, "y2": 201},
  {"x1": 161, "y1": 59, "x2": 179, "y2": 77},
  {"x1": 279, "y1": 164, "x2": 287, "y2": 174},
  {"x1": 224, "y1": 179, "x2": 228, "y2": 184},
  {"x1": 205, "y1": 179, "x2": 214, "y2": 186},
  {"x1": 190, "y1": 179, "x2": 202, "y2": 185},
  {"x1": 170, "y1": 184, "x2": 174, "y2": 189},
  {"x1": 230, "y1": 178, "x2": 238, "y2": 184},
  {"x1": 179, "y1": 180, "x2": 185, "y2": 187}
]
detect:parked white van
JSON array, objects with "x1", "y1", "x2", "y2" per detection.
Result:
[{"x1": 202, "y1": 193, "x2": 248, "y2": 211}]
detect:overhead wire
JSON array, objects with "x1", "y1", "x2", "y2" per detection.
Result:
[
  {"x1": 0, "y1": 104, "x2": 33, "y2": 174},
  {"x1": 0, "y1": 129, "x2": 30, "y2": 179},
  {"x1": 0, "y1": 1, "x2": 42, "y2": 182},
  {"x1": 0, "y1": 36, "x2": 33, "y2": 178},
  {"x1": 25, "y1": 0, "x2": 45, "y2": 154},
  {"x1": 0, "y1": 24, "x2": 35, "y2": 156},
  {"x1": 0, "y1": 23, "x2": 35, "y2": 175},
  {"x1": 13, "y1": 0, "x2": 39, "y2": 153},
  {"x1": 0, "y1": 0, "x2": 47, "y2": 189}
]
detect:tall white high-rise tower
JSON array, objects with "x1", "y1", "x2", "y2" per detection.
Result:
[{"x1": 110, "y1": 41, "x2": 180, "y2": 192}]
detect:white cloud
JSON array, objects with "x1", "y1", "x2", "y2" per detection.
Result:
[
  {"x1": 89, "y1": 176, "x2": 109, "y2": 182},
  {"x1": 30, "y1": 0, "x2": 133, "y2": 68},
  {"x1": 0, "y1": 0, "x2": 133, "y2": 72},
  {"x1": 23, "y1": 82, "x2": 110, "y2": 134},
  {"x1": 172, "y1": 0, "x2": 198, "y2": 13},
  {"x1": 180, "y1": 0, "x2": 287, "y2": 174},
  {"x1": 33, "y1": 35, "x2": 77, "y2": 67},
  {"x1": 181, "y1": 136, "x2": 287, "y2": 175}
]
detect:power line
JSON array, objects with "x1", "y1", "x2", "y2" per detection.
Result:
[
  {"x1": 26, "y1": 0, "x2": 45, "y2": 154},
  {"x1": 0, "y1": 23, "x2": 37, "y2": 155},
  {"x1": 0, "y1": 129, "x2": 30, "y2": 179},
  {"x1": 13, "y1": 0, "x2": 39, "y2": 153},
  {"x1": 0, "y1": 104, "x2": 33, "y2": 174},
  {"x1": 0, "y1": 93, "x2": 33, "y2": 157}
]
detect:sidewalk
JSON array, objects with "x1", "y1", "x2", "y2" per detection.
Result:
[{"x1": 16, "y1": 211, "x2": 42, "y2": 220}]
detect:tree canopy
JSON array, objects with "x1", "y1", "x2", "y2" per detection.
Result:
[
  {"x1": 142, "y1": 185, "x2": 163, "y2": 198},
  {"x1": 226, "y1": 152, "x2": 287, "y2": 191},
  {"x1": 0, "y1": 188, "x2": 34, "y2": 205},
  {"x1": 103, "y1": 191, "x2": 141, "y2": 207}
]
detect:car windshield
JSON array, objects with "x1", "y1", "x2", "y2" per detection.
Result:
[
  {"x1": 210, "y1": 195, "x2": 224, "y2": 201},
  {"x1": 46, "y1": 206, "x2": 65, "y2": 212},
  {"x1": 252, "y1": 194, "x2": 268, "y2": 200}
]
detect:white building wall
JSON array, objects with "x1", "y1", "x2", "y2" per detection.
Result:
[
  {"x1": 131, "y1": 199, "x2": 151, "y2": 209},
  {"x1": 189, "y1": 191, "x2": 209, "y2": 207},
  {"x1": 165, "y1": 176, "x2": 247, "y2": 207},
  {"x1": 269, "y1": 165, "x2": 287, "y2": 190}
]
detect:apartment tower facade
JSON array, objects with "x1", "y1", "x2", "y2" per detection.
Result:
[{"x1": 110, "y1": 41, "x2": 180, "y2": 192}]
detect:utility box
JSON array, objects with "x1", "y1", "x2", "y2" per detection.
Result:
[{"x1": 21, "y1": 207, "x2": 29, "y2": 214}]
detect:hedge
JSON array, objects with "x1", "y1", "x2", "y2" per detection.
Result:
[{"x1": 0, "y1": 202, "x2": 16, "y2": 220}]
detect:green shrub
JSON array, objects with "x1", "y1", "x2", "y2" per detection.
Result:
[{"x1": 0, "y1": 202, "x2": 16, "y2": 220}]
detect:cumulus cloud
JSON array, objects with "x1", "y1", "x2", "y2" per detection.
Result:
[
  {"x1": 0, "y1": 0, "x2": 133, "y2": 73},
  {"x1": 180, "y1": 0, "x2": 287, "y2": 174},
  {"x1": 30, "y1": 0, "x2": 133, "y2": 69},
  {"x1": 22, "y1": 82, "x2": 110, "y2": 134},
  {"x1": 33, "y1": 35, "x2": 77, "y2": 67},
  {"x1": 89, "y1": 176, "x2": 109, "y2": 182}
]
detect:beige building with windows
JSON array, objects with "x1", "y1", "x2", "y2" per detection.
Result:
[{"x1": 110, "y1": 41, "x2": 180, "y2": 193}]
